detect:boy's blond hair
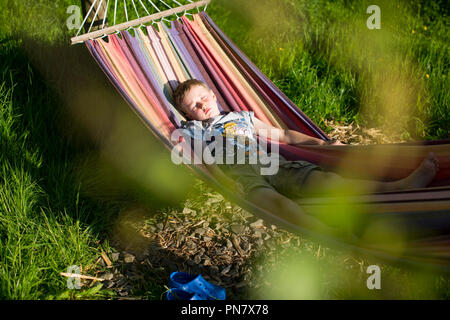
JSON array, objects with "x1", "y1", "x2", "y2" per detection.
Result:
[{"x1": 172, "y1": 79, "x2": 209, "y2": 114}]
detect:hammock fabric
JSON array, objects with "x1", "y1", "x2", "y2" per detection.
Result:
[{"x1": 84, "y1": 12, "x2": 450, "y2": 270}]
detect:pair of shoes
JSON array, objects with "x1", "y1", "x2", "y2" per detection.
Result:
[{"x1": 166, "y1": 272, "x2": 226, "y2": 300}]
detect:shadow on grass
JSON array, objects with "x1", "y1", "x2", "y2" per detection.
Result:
[{"x1": 0, "y1": 32, "x2": 198, "y2": 298}]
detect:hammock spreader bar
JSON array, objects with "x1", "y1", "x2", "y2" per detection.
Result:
[{"x1": 71, "y1": 0, "x2": 211, "y2": 44}]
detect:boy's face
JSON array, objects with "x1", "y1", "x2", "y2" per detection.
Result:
[{"x1": 180, "y1": 85, "x2": 221, "y2": 121}]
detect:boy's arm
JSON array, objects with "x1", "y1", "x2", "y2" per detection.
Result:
[{"x1": 253, "y1": 117, "x2": 342, "y2": 145}]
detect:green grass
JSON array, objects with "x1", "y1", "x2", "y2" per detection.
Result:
[
  {"x1": 0, "y1": 30, "x2": 118, "y2": 299},
  {"x1": 0, "y1": 0, "x2": 449, "y2": 299},
  {"x1": 208, "y1": 0, "x2": 449, "y2": 139}
]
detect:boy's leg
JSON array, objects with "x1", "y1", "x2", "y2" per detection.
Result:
[
  {"x1": 247, "y1": 187, "x2": 351, "y2": 239},
  {"x1": 302, "y1": 152, "x2": 439, "y2": 195},
  {"x1": 301, "y1": 170, "x2": 389, "y2": 195}
]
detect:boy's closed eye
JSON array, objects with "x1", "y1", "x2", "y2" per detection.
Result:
[{"x1": 190, "y1": 96, "x2": 208, "y2": 109}]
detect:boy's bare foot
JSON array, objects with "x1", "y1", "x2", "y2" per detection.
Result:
[{"x1": 399, "y1": 152, "x2": 439, "y2": 189}]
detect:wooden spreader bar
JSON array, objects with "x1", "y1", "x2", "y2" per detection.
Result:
[{"x1": 71, "y1": 0, "x2": 210, "y2": 45}]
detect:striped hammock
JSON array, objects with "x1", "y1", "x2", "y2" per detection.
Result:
[{"x1": 79, "y1": 10, "x2": 450, "y2": 270}]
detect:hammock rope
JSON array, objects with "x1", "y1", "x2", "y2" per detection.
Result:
[
  {"x1": 124, "y1": 0, "x2": 129, "y2": 22},
  {"x1": 102, "y1": 0, "x2": 110, "y2": 29},
  {"x1": 75, "y1": 0, "x2": 99, "y2": 36},
  {"x1": 147, "y1": 0, "x2": 162, "y2": 12},
  {"x1": 113, "y1": 0, "x2": 118, "y2": 25},
  {"x1": 72, "y1": 0, "x2": 210, "y2": 44},
  {"x1": 88, "y1": 0, "x2": 104, "y2": 33},
  {"x1": 138, "y1": 0, "x2": 151, "y2": 16},
  {"x1": 160, "y1": 0, "x2": 181, "y2": 20},
  {"x1": 74, "y1": 1, "x2": 450, "y2": 271},
  {"x1": 131, "y1": 0, "x2": 140, "y2": 19}
]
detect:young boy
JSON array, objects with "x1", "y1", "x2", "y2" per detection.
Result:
[{"x1": 172, "y1": 79, "x2": 439, "y2": 239}]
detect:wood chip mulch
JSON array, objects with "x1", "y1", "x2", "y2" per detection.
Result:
[{"x1": 102, "y1": 195, "x2": 297, "y2": 300}]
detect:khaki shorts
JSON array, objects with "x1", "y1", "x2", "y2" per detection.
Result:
[{"x1": 221, "y1": 157, "x2": 320, "y2": 198}]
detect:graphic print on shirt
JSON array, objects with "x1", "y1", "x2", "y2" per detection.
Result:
[{"x1": 208, "y1": 117, "x2": 264, "y2": 161}]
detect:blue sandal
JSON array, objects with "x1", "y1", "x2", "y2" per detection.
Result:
[
  {"x1": 166, "y1": 288, "x2": 204, "y2": 300},
  {"x1": 169, "y1": 272, "x2": 226, "y2": 300}
]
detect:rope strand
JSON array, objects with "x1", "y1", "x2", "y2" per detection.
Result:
[
  {"x1": 159, "y1": 0, "x2": 171, "y2": 9},
  {"x1": 114, "y1": 0, "x2": 118, "y2": 25},
  {"x1": 138, "y1": 0, "x2": 150, "y2": 15},
  {"x1": 75, "y1": 0, "x2": 99, "y2": 36},
  {"x1": 87, "y1": 0, "x2": 105, "y2": 33},
  {"x1": 124, "y1": 0, "x2": 129, "y2": 21},
  {"x1": 147, "y1": 0, "x2": 161, "y2": 12},
  {"x1": 159, "y1": 0, "x2": 180, "y2": 19},
  {"x1": 131, "y1": 0, "x2": 140, "y2": 19},
  {"x1": 102, "y1": 0, "x2": 110, "y2": 29}
]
